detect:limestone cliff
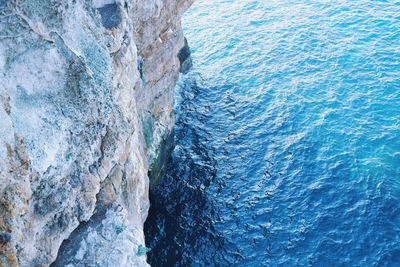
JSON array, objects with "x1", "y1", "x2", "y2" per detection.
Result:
[{"x1": 0, "y1": 0, "x2": 192, "y2": 266}]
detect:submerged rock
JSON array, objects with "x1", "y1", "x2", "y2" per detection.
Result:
[
  {"x1": 0, "y1": 0, "x2": 193, "y2": 266},
  {"x1": 178, "y1": 37, "x2": 193, "y2": 74}
]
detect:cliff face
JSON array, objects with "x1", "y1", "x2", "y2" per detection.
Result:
[{"x1": 0, "y1": 0, "x2": 192, "y2": 266}]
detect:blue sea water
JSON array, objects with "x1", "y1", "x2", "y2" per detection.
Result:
[{"x1": 144, "y1": 0, "x2": 400, "y2": 266}]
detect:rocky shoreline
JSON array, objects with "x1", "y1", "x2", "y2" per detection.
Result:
[{"x1": 0, "y1": 0, "x2": 193, "y2": 265}]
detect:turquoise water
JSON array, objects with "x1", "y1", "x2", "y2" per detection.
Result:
[{"x1": 145, "y1": 0, "x2": 400, "y2": 265}]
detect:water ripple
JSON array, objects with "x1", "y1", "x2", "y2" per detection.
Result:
[{"x1": 145, "y1": 0, "x2": 400, "y2": 266}]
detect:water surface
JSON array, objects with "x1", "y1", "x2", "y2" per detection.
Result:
[{"x1": 145, "y1": 0, "x2": 400, "y2": 265}]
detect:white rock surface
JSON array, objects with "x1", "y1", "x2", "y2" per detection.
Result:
[{"x1": 0, "y1": 0, "x2": 193, "y2": 266}]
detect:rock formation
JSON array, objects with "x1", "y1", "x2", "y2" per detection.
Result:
[{"x1": 0, "y1": 0, "x2": 193, "y2": 265}]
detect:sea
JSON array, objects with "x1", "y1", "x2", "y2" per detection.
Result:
[{"x1": 145, "y1": 0, "x2": 400, "y2": 266}]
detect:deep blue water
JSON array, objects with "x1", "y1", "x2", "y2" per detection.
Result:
[{"x1": 144, "y1": 0, "x2": 400, "y2": 266}]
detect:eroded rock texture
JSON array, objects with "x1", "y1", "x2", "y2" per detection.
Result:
[{"x1": 0, "y1": 0, "x2": 192, "y2": 266}]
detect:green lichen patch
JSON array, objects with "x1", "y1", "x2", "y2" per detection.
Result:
[
  {"x1": 115, "y1": 225, "x2": 125, "y2": 234},
  {"x1": 141, "y1": 117, "x2": 154, "y2": 149},
  {"x1": 136, "y1": 244, "x2": 151, "y2": 256}
]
